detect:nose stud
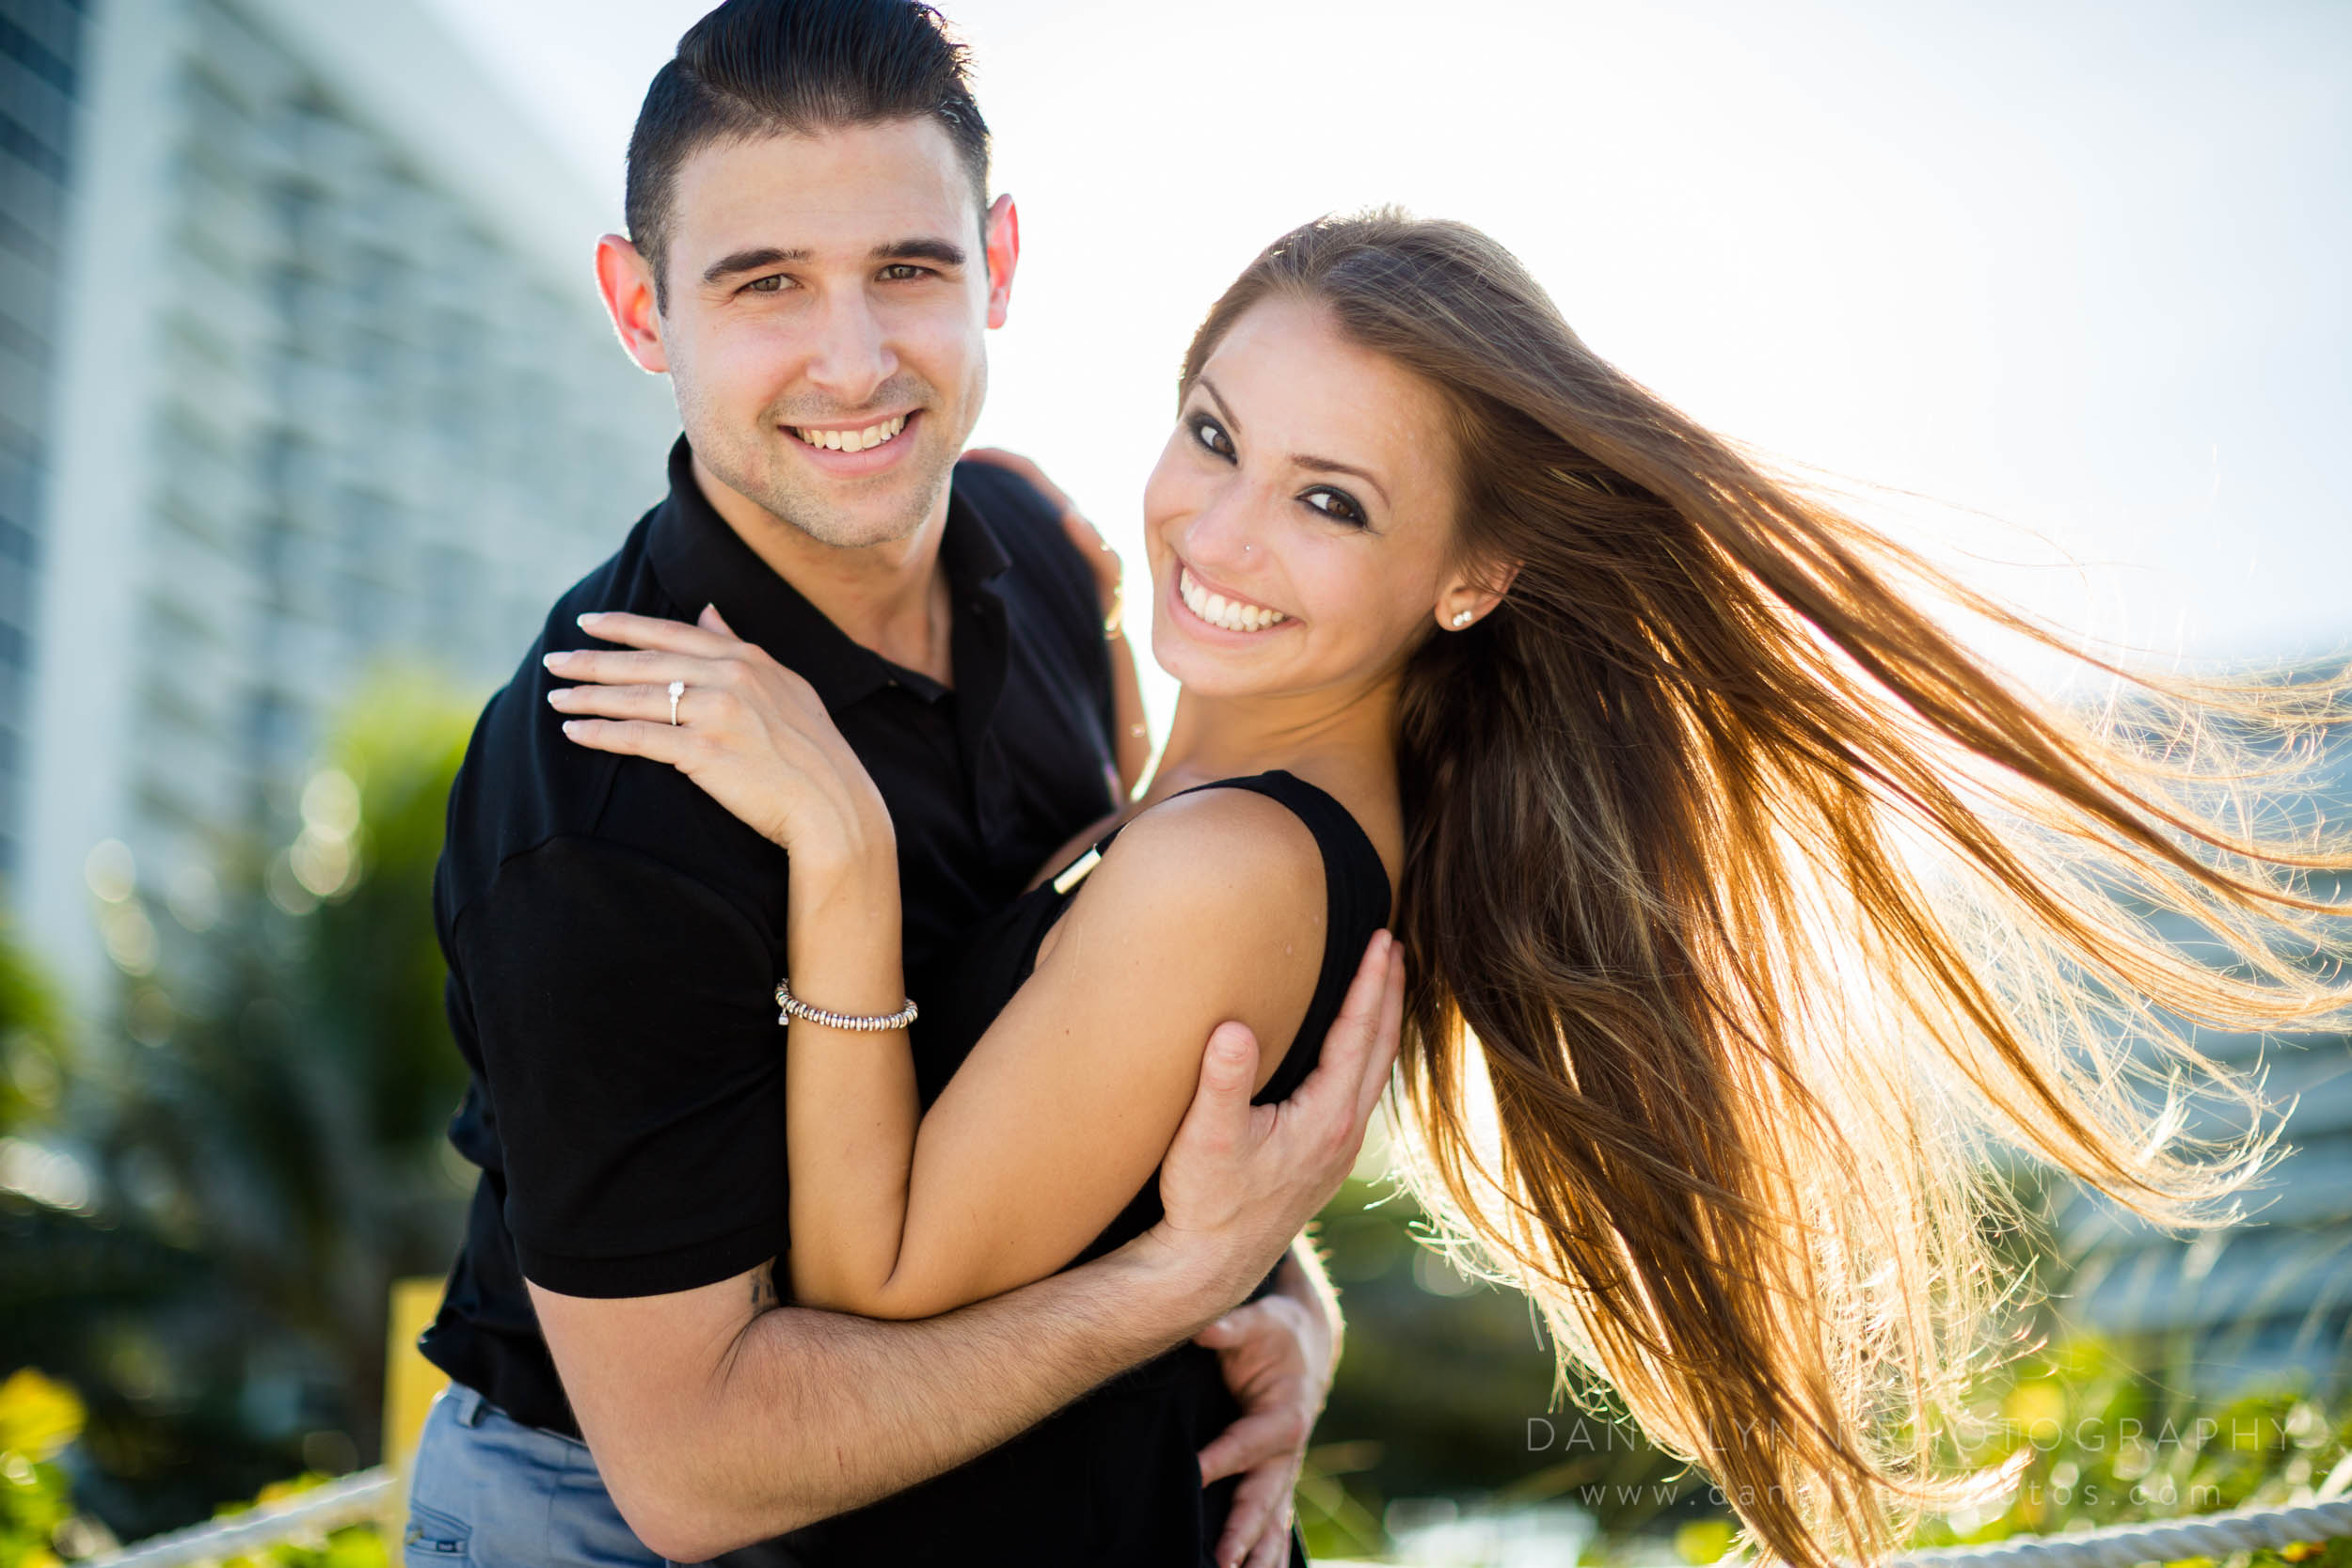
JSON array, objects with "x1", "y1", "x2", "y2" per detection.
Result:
[{"x1": 1451, "y1": 609, "x2": 1474, "y2": 628}]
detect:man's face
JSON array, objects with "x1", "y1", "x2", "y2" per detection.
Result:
[{"x1": 631, "y1": 119, "x2": 1005, "y2": 550}]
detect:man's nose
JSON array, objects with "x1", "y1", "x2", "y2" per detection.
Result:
[{"x1": 803, "y1": 289, "x2": 897, "y2": 406}]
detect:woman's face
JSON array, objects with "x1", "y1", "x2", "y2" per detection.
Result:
[{"x1": 1143, "y1": 295, "x2": 1472, "y2": 703}]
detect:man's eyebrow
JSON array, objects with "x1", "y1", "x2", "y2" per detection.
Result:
[
  {"x1": 1196, "y1": 376, "x2": 1391, "y2": 509},
  {"x1": 702, "y1": 246, "x2": 809, "y2": 285},
  {"x1": 873, "y1": 236, "x2": 966, "y2": 267}
]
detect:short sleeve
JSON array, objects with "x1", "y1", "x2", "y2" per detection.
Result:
[{"x1": 451, "y1": 834, "x2": 787, "y2": 1297}]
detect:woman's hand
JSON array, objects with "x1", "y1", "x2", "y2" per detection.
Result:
[{"x1": 546, "y1": 605, "x2": 892, "y2": 876}]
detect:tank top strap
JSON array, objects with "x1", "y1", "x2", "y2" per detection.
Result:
[
  {"x1": 1162, "y1": 770, "x2": 1389, "y2": 919},
  {"x1": 1154, "y1": 769, "x2": 1393, "y2": 1105}
]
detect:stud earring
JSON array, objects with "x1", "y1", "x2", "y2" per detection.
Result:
[{"x1": 1450, "y1": 609, "x2": 1474, "y2": 628}]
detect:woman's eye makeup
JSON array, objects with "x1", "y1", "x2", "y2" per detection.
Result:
[
  {"x1": 1187, "y1": 413, "x2": 1234, "y2": 459},
  {"x1": 1302, "y1": 487, "x2": 1369, "y2": 527},
  {"x1": 1186, "y1": 411, "x2": 1373, "y2": 527}
]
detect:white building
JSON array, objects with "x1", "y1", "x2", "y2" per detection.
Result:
[
  {"x1": 0, "y1": 0, "x2": 86, "y2": 903},
  {"x1": 11, "y1": 0, "x2": 676, "y2": 1004}
]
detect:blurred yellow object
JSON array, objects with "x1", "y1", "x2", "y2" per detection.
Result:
[
  {"x1": 2001, "y1": 1378, "x2": 2069, "y2": 1437},
  {"x1": 0, "y1": 1368, "x2": 85, "y2": 1463},
  {"x1": 1677, "y1": 1516, "x2": 1737, "y2": 1564},
  {"x1": 382, "y1": 1277, "x2": 449, "y2": 1528}
]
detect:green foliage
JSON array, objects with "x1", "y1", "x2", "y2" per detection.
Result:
[
  {"x1": 0, "y1": 1369, "x2": 84, "y2": 1568},
  {"x1": 1300, "y1": 1177, "x2": 1696, "y2": 1559},
  {"x1": 0, "y1": 921, "x2": 69, "y2": 1136},
  {"x1": 303, "y1": 673, "x2": 481, "y2": 1150},
  {"x1": 199, "y1": 1474, "x2": 389, "y2": 1568},
  {"x1": 0, "y1": 1388, "x2": 395, "y2": 1568},
  {"x1": 1300, "y1": 1170, "x2": 2352, "y2": 1564},
  {"x1": 1615, "y1": 1333, "x2": 2352, "y2": 1568},
  {"x1": 1899, "y1": 1333, "x2": 2352, "y2": 1555},
  {"x1": 7, "y1": 668, "x2": 482, "y2": 1544}
]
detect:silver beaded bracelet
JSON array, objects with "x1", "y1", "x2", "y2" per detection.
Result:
[{"x1": 774, "y1": 978, "x2": 919, "y2": 1033}]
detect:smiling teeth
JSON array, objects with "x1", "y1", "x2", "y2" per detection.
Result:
[
  {"x1": 1180, "y1": 565, "x2": 1288, "y2": 632},
  {"x1": 794, "y1": 413, "x2": 909, "y2": 451}
]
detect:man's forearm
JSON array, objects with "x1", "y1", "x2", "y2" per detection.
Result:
[{"x1": 630, "y1": 1236, "x2": 1227, "y2": 1559}]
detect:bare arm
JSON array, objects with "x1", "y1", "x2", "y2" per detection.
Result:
[
  {"x1": 552, "y1": 627, "x2": 1326, "y2": 1318},
  {"x1": 529, "y1": 932, "x2": 1405, "y2": 1563},
  {"x1": 782, "y1": 790, "x2": 1327, "y2": 1318},
  {"x1": 547, "y1": 611, "x2": 1404, "y2": 1558},
  {"x1": 531, "y1": 1239, "x2": 1215, "y2": 1561}
]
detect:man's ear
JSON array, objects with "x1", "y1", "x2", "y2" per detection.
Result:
[
  {"x1": 596, "y1": 233, "x2": 670, "y2": 374},
  {"x1": 983, "y1": 193, "x2": 1020, "y2": 330}
]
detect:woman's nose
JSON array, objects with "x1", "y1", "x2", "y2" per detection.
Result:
[{"x1": 1182, "y1": 492, "x2": 1268, "y2": 578}]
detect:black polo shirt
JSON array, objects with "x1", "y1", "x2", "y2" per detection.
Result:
[{"x1": 420, "y1": 436, "x2": 1121, "y2": 1437}]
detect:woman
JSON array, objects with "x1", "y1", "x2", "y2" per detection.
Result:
[{"x1": 547, "y1": 211, "x2": 2352, "y2": 1568}]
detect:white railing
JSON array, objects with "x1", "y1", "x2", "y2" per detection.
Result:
[
  {"x1": 75, "y1": 1471, "x2": 2352, "y2": 1568},
  {"x1": 79, "y1": 1468, "x2": 394, "y2": 1568}
]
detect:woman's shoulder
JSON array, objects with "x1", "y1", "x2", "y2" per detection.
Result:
[
  {"x1": 1032, "y1": 781, "x2": 1334, "y2": 1098},
  {"x1": 1085, "y1": 778, "x2": 1329, "y2": 922},
  {"x1": 1112, "y1": 771, "x2": 1386, "y2": 902}
]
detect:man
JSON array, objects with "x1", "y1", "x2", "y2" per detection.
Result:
[{"x1": 408, "y1": 2, "x2": 1404, "y2": 1564}]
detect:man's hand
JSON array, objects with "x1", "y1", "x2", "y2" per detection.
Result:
[
  {"x1": 962, "y1": 447, "x2": 1120, "y2": 627},
  {"x1": 1195, "y1": 1277, "x2": 1338, "y2": 1568},
  {"x1": 1151, "y1": 932, "x2": 1395, "y2": 1564},
  {"x1": 1147, "y1": 928, "x2": 1404, "y2": 1317}
]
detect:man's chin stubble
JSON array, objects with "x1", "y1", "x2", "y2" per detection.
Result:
[{"x1": 751, "y1": 451, "x2": 956, "y2": 553}]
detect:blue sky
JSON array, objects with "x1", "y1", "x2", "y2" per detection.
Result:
[{"x1": 417, "y1": 0, "x2": 2352, "y2": 709}]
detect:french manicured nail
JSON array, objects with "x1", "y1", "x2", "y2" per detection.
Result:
[
  {"x1": 575, "y1": 611, "x2": 604, "y2": 626},
  {"x1": 561, "y1": 721, "x2": 581, "y2": 736},
  {"x1": 542, "y1": 651, "x2": 571, "y2": 668},
  {"x1": 545, "y1": 688, "x2": 569, "y2": 705}
]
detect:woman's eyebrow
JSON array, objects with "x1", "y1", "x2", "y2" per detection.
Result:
[
  {"x1": 1197, "y1": 377, "x2": 1244, "y2": 436},
  {"x1": 1199, "y1": 375, "x2": 1391, "y2": 508},
  {"x1": 1294, "y1": 452, "x2": 1391, "y2": 509}
]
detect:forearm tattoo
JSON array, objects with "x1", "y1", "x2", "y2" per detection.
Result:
[{"x1": 751, "y1": 1259, "x2": 780, "y2": 1316}]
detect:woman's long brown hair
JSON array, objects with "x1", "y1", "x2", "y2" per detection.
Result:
[{"x1": 1180, "y1": 211, "x2": 2352, "y2": 1568}]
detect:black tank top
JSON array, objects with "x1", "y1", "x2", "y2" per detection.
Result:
[{"x1": 742, "y1": 770, "x2": 1391, "y2": 1568}]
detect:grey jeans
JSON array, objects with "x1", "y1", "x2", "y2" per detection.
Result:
[{"x1": 404, "y1": 1383, "x2": 675, "y2": 1568}]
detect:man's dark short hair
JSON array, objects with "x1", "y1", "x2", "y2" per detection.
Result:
[{"x1": 626, "y1": 0, "x2": 992, "y2": 309}]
